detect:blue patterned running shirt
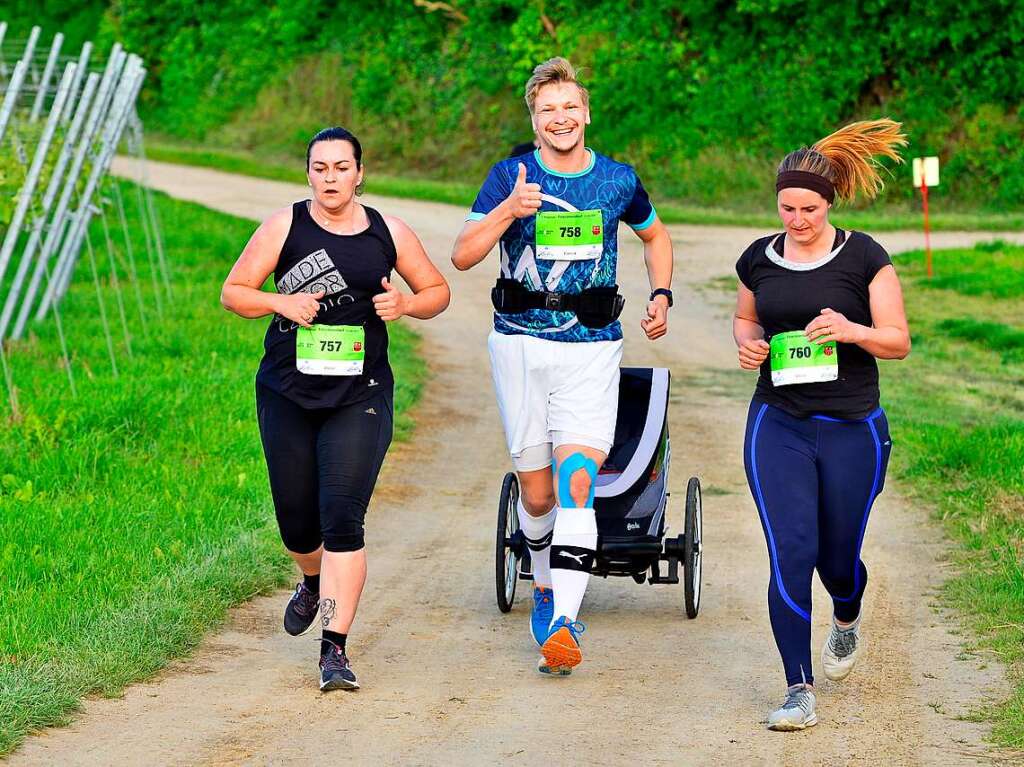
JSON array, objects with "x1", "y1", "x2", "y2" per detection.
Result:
[{"x1": 467, "y1": 148, "x2": 656, "y2": 343}]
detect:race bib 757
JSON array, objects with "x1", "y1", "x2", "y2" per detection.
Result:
[{"x1": 296, "y1": 325, "x2": 364, "y2": 376}]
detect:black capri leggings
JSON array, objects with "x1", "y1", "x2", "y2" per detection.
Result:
[{"x1": 256, "y1": 383, "x2": 394, "y2": 554}]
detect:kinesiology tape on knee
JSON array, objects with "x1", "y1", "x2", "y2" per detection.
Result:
[
  {"x1": 555, "y1": 453, "x2": 598, "y2": 509},
  {"x1": 550, "y1": 506, "x2": 597, "y2": 573},
  {"x1": 517, "y1": 499, "x2": 555, "y2": 551}
]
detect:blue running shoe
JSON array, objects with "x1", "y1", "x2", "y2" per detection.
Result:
[
  {"x1": 530, "y1": 586, "x2": 554, "y2": 646},
  {"x1": 538, "y1": 616, "x2": 585, "y2": 675}
]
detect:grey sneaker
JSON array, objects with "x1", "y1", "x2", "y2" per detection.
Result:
[
  {"x1": 821, "y1": 615, "x2": 862, "y2": 681},
  {"x1": 767, "y1": 684, "x2": 817, "y2": 731}
]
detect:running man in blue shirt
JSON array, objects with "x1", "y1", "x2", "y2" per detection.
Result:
[{"x1": 451, "y1": 58, "x2": 674, "y2": 675}]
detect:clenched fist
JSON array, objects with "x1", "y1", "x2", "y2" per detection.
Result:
[
  {"x1": 738, "y1": 338, "x2": 770, "y2": 370},
  {"x1": 277, "y1": 290, "x2": 324, "y2": 328}
]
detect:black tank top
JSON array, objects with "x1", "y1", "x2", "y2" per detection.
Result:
[{"x1": 256, "y1": 201, "x2": 397, "y2": 409}]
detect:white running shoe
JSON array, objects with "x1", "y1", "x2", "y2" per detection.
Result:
[
  {"x1": 767, "y1": 684, "x2": 817, "y2": 731},
  {"x1": 821, "y1": 615, "x2": 862, "y2": 681}
]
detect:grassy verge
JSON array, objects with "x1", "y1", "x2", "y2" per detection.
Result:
[
  {"x1": 883, "y1": 241, "x2": 1024, "y2": 748},
  {"x1": 0, "y1": 182, "x2": 427, "y2": 755},
  {"x1": 143, "y1": 140, "x2": 1024, "y2": 233},
  {"x1": 704, "y1": 240, "x2": 1024, "y2": 748}
]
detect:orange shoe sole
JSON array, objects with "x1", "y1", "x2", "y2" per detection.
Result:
[{"x1": 541, "y1": 627, "x2": 582, "y2": 670}]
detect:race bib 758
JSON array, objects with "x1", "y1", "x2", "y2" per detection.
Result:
[{"x1": 535, "y1": 209, "x2": 603, "y2": 261}]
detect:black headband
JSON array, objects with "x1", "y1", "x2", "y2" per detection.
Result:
[{"x1": 775, "y1": 170, "x2": 835, "y2": 203}]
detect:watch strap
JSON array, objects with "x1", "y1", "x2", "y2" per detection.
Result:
[{"x1": 649, "y1": 288, "x2": 673, "y2": 307}]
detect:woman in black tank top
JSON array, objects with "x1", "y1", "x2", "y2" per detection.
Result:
[{"x1": 221, "y1": 127, "x2": 450, "y2": 691}]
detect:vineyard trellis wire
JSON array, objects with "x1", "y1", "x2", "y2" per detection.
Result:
[{"x1": 0, "y1": 22, "x2": 169, "y2": 418}]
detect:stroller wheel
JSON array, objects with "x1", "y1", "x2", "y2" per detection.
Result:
[
  {"x1": 496, "y1": 472, "x2": 522, "y2": 613},
  {"x1": 683, "y1": 477, "x2": 703, "y2": 618}
]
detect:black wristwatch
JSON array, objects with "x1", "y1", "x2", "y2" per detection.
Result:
[{"x1": 649, "y1": 288, "x2": 673, "y2": 307}]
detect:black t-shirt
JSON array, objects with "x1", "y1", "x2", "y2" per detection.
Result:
[
  {"x1": 735, "y1": 229, "x2": 892, "y2": 419},
  {"x1": 256, "y1": 201, "x2": 396, "y2": 409}
]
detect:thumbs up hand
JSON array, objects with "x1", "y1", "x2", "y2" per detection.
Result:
[
  {"x1": 373, "y1": 276, "x2": 407, "y2": 321},
  {"x1": 505, "y1": 162, "x2": 542, "y2": 219}
]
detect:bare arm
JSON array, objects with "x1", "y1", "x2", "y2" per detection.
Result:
[
  {"x1": 450, "y1": 207, "x2": 516, "y2": 272},
  {"x1": 634, "y1": 217, "x2": 673, "y2": 340},
  {"x1": 220, "y1": 207, "x2": 323, "y2": 328},
  {"x1": 451, "y1": 162, "x2": 540, "y2": 271},
  {"x1": 805, "y1": 265, "x2": 911, "y2": 359},
  {"x1": 374, "y1": 216, "x2": 450, "y2": 321},
  {"x1": 733, "y1": 283, "x2": 769, "y2": 369}
]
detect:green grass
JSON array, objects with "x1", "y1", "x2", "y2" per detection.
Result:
[
  {"x1": 907, "y1": 240, "x2": 1024, "y2": 299},
  {"x1": 143, "y1": 139, "x2": 1024, "y2": 232},
  {"x1": 0, "y1": 181, "x2": 427, "y2": 755},
  {"x1": 878, "y1": 242, "x2": 1024, "y2": 748},
  {"x1": 936, "y1": 319, "x2": 1024, "y2": 364}
]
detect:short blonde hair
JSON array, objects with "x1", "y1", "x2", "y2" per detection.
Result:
[{"x1": 524, "y1": 57, "x2": 589, "y2": 113}]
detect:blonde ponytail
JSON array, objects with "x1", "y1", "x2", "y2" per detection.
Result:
[{"x1": 777, "y1": 119, "x2": 908, "y2": 203}]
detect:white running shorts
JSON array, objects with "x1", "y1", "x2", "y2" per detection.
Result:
[{"x1": 488, "y1": 330, "x2": 622, "y2": 472}]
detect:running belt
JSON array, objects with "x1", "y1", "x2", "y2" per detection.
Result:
[{"x1": 491, "y1": 278, "x2": 624, "y2": 328}]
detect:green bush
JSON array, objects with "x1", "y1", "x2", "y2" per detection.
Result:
[{"x1": 6, "y1": 1, "x2": 1023, "y2": 210}]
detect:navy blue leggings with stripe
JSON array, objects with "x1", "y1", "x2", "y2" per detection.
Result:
[{"x1": 743, "y1": 398, "x2": 891, "y2": 686}]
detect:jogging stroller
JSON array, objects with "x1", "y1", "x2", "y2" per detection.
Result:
[{"x1": 494, "y1": 367, "x2": 703, "y2": 618}]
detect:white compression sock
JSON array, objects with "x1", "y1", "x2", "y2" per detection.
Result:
[
  {"x1": 517, "y1": 498, "x2": 555, "y2": 588},
  {"x1": 549, "y1": 507, "x2": 597, "y2": 622}
]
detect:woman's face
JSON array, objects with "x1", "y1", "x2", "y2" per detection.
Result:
[
  {"x1": 777, "y1": 187, "x2": 831, "y2": 246},
  {"x1": 307, "y1": 139, "x2": 363, "y2": 211}
]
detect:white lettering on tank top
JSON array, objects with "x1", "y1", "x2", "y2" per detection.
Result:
[
  {"x1": 274, "y1": 249, "x2": 354, "y2": 333},
  {"x1": 276, "y1": 249, "x2": 348, "y2": 296}
]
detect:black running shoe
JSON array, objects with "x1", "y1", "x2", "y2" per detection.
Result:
[
  {"x1": 319, "y1": 640, "x2": 359, "y2": 691},
  {"x1": 283, "y1": 582, "x2": 320, "y2": 636}
]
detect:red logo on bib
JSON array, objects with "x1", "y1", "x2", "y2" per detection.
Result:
[
  {"x1": 592, "y1": 225, "x2": 602, "y2": 236},
  {"x1": 823, "y1": 346, "x2": 833, "y2": 356},
  {"x1": 353, "y1": 342, "x2": 363, "y2": 352}
]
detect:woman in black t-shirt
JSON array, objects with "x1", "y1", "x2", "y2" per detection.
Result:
[
  {"x1": 221, "y1": 127, "x2": 449, "y2": 691},
  {"x1": 732, "y1": 120, "x2": 911, "y2": 730}
]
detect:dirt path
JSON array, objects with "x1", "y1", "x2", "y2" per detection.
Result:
[{"x1": 11, "y1": 159, "x2": 1021, "y2": 766}]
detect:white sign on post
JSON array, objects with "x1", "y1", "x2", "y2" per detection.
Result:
[{"x1": 913, "y1": 156, "x2": 940, "y2": 187}]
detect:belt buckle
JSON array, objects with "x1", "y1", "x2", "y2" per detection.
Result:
[{"x1": 544, "y1": 293, "x2": 563, "y2": 311}]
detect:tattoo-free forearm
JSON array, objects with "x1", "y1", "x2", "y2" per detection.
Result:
[
  {"x1": 221, "y1": 282, "x2": 283, "y2": 319},
  {"x1": 733, "y1": 316, "x2": 765, "y2": 346},
  {"x1": 451, "y1": 202, "x2": 516, "y2": 271},
  {"x1": 402, "y1": 283, "x2": 451, "y2": 320},
  {"x1": 856, "y1": 324, "x2": 911, "y2": 359},
  {"x1": 643, "y1": 229, "x2": 673, "y2": 292}
]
